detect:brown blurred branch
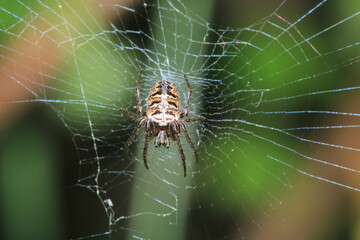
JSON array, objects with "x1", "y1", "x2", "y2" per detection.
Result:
[{"x1": 0, "y1": 0, "x2": 129, "y2": 132}]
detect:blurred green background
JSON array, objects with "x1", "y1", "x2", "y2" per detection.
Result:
[{"x1": 1, "y1": 0, "x2": 360, "y2": 239}]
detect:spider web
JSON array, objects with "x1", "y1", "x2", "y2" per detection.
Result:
[{"x1": 1, "y1": 0, "x2": 360, "y2": 239}]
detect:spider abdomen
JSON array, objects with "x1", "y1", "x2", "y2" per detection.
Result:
[{"x1": 147, "y1": 80, "x2": 180, "y2": 126}]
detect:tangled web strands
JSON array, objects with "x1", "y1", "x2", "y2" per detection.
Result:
[{"x1": 1, "y1": 0, "x2": 360, "y2": 239}]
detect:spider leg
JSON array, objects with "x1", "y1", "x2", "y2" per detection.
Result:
[
  {"x1": 136, "y1": 71, "x2": 143, "y2": 116},
  {"x1": 179, "y1": 121, "x2": 198, "y2": 163},
  {"x1": 143, "y1": 120, "x2": 151, "y2": 169},
  {"x1": 180, "y1": 74, "x2": 191, "y2": 118},
  {"x1": 172, "y1": 122, "x2": 187, "y2": 177},
  {"x1": 183, "y1": 117, "x2": 206, "y2": 123},
  {"x1": 120, "y1": 109, "x2": 140, "y2": 120},
  {"x1": 124, "y1": 118, "x2": 146, "y2": 152}
]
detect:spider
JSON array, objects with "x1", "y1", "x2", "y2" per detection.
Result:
[{"x1": 120, "y1": 71, "x2": 204, "y2": 177}]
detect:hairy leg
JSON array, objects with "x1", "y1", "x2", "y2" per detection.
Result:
[
  {"x1": 179, "y1": 121, "x2": 198, "y2": 163},
  {"x1": 180, "y1": 74, "x2": 191, "y2": 118},
  {"x1": 120, "y1": 109, "x2": 140, "y2": 120},
  {"x1": 172, "y1": 123, "x2": 187, "y2": 177},
  {"x1": 136, "y1": 71, "x2": 143, "y2": 115},
  {"x1": 183, "y1": 117, "x2": 206, "y2": 123},
  {"x1": 124, "y1": 118, "x2": 146, "y2": 152},
  {"x1": 142, "y1": 120, "x2": 151, "y2": 169}
]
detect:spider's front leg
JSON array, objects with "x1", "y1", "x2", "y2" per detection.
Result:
[
  {"x1": 136, "y1": 71, "x2": 144, "y2": 116},
  {"x1": 180, "y1": 74, "x2": 191, "y2": 118},
  {"x1": 124, "y1": 118, "x2": 146, "y2": 152}
]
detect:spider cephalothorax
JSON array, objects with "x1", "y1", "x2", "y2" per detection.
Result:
[{"x1": 121, "y1": 71, "x2": 204, "y2": 176}]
